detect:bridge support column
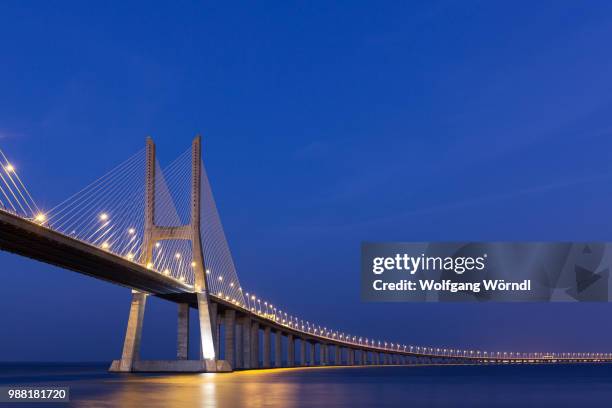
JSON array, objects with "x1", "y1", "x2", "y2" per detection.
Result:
[
  {"x1": 209, "y1": 302, "x2": 219, "y2": 358},
  {"x1": 196, "y1": 293, "x2": 218, "y2": 363},
  {"x1": 309, "y1": 342, "x2": 316, "y2": 366},
  {"x1": 287, "y1": 334, "x2": 295, "y2": 367},
  {"x1": 239, "y1": 317, "x2": 251, "y2": 369},
  {"x1": 321, "y1": 344, "x2": 328, "y2": 365},
  {"x1": 250, "y1": 322, "x2": 260, "y2": 368},
  {"x1": 335, "y1": 345, "x2": 341, "y2": 365},
  {"x1": 275, "y1": 330, "x2": 282, "y2": 368},
  {"x1": 177, "y1": 303, "x2": 189, "y2": 360},
  {"x1": 263, "y1": 326, "x2": 271, "y2": 368},
  {"x1": 224, "y1": 310, "x2": 236, "y2": 369},
  {"x1": 117, "y1": 291, "x2": 147, "y2": 372},
  {"x1": 348, "y1": 349, "x2": 355, "y2": 365},
  {"x1": 300, "y1": 339, "x2": 306, "y2": 366},
  {"x1": 235, "y1": 320, "x2": 243, "y2": 369},
  {"x1": 216, "y1": 311, "x2": 222, "y2": 358}
]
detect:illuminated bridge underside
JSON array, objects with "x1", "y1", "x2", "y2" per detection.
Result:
[
  {"x1": 0, "y1": 210, "x2": 190, "y2": 294},
  {"x1": 2, "y1": 209, "x2": 610, "y2": 368}
]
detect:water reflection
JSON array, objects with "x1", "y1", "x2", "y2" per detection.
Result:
[
  {"x1": 3, "y1": 363, "x2": 612, "y2": 407},
  {"x1": 99, "y1": 369, "x2": 317, "y2": 408}
]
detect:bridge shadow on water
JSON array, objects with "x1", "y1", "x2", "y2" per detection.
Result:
[{"x1": 2, "y1": 362, "x2": 612, "y2": 407}]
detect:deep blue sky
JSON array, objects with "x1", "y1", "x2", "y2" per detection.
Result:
[{"x1": 2, "y1": 1, "x2": 612, "y2": 361}]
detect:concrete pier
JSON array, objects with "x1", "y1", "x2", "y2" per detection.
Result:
[
  {"x1": 274, "y1": 330, "x2": 282, "y2": 368},
  {"x1": 224, "y1": 310, "x2": 236, "y2": 368},
  {"x1": 287, "y1": 334, "x2": 295, "y2": 367},
  {"x1": 321, "y1": 344, "x2": 328, "y2": 365},
  {"x1": 177, "y1": 303, "x2": 189, "y2": 360},
  {"x1": 209, "y1": 302, "x2": 219, "y2": 358},
  {"x1": 348, "y1": 348, "x2": 355, "y2": 365},
  {"x1": 117, "y1": 291, "x2": 147, "y2": 372},
  {"x1": 240, "y1": 317, "x2": 251, "y2": 369},
  {"x1": 251, "y1": 322, "x2": 260, "y2": 368},
  {"x1": 309, "y1": 342, "x2": 315, "y2": 366},
  {"x1": 235, "y1": 321, "x2": 243, "y2": 368},
  {"x1": 300, "y1": 339, "x2": 306, "y2": 366},
  {"x1": 263, "y1": 326, "x2": 271, "y2": 368},
  {"x1": 110, "y1": 359, "x2": 230, "y2": 372}
]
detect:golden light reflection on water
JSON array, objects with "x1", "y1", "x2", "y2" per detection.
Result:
[
  {"x1": 36, "y1": 364, "x2": 612, "y2": 407},
  {"x1": 77, "y1": 367, "x2": 351, "y2": 408}
]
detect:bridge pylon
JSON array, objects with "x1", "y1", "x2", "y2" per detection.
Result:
[{"x1": 110, "y1": 135, "x2": 229, "y2": 373}]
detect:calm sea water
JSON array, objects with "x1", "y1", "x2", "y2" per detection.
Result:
[{"x1": 1, "y1": 363, "x2": 612, "y2": 407}]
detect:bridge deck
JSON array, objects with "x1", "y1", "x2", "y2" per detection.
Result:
[{"x1": 0, "y1": 210, "x2": 191, "y2": 294}]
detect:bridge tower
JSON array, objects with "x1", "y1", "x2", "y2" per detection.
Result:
[{"x1": 112, "y1": 135, "x2": 225, "y2": 372}]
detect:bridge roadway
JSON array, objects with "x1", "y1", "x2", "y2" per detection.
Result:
[{"x1": 1, "y1": 209, "x2": 610, "y2": 369}]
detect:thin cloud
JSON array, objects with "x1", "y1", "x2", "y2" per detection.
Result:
[{"x1": 295, "y1": 141, "x2": 330, "y2": 159}]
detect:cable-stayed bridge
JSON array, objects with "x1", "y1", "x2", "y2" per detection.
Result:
[{"x1": 0, "y1": 137, "x2": 609, "y2": 372}]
